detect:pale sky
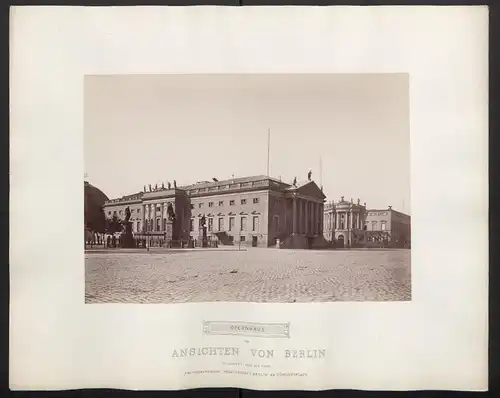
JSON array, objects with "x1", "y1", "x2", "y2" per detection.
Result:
[{"x1": 84, "y1": 74, "x2": 410, "y2": 214}]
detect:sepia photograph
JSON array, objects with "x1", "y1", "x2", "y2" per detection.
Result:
[{"x1": 84, "y1": 74, "x2": 411, "y2": 304}]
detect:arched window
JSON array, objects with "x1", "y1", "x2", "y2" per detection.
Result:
[{"x1": 163, "y1": 218, "x2": 167, "y2": 230}]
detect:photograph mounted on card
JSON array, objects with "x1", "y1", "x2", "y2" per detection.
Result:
[{"x1": 10, "y1": 5, "x2": 488, "y2": 392}]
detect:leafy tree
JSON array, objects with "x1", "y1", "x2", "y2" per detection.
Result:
[{"x1": 106, "y1": 214, "x2": 123, "y2": 234}]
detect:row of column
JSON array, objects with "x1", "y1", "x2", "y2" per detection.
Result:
[
  {"x1": 325, "y1": 210, "x2": 364, "y2": 230},
  {"x1": 292, "y1": 196, "x2": 323, "y2": 235},
  {"x1": 142, "y1": 202, "x2": 171, "y2": 232}
]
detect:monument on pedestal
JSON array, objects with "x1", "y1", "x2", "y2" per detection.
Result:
[
  {"x1": 165, "y1": 202, "x2": 176, "y2": 247},
  {"x1": 200, "y1": 214, "x2": 208, "y2": 248},
  {"x1": 120, "y1": 206, "x2": 136, "y2": 248}
]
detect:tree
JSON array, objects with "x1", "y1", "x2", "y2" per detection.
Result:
[
  {"x1": 106, "y1": 214, "x2": 123, "y2": 234},
  {"x1": 84, "y1": 181, "x2": 109, "y2": 234}
]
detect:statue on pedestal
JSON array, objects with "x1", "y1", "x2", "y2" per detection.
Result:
[
  {"x1": 120, "y1": 206, "x2": 135, "y2": 248},
  {"x1": 167, "y1": 202, "x2": 176, "y2": 222},
  {"x1": 200, "y1": 214, "x2": 208, "y2": 248}
]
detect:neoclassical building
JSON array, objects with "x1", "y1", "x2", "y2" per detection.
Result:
[
  {"x1": 323, "y1": 199, "x2": 411, "y2": 248},
  {"x1": 103, "y1": 175, "x2": 327, "y2": 249},
  {"x1": 364, "y1": 207, "x2": 411, "y2": 248},
  {"x1": 323, "y1": 197, "x2": 367, "y2": 247}
]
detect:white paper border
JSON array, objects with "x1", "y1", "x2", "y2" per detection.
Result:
[{"x1": 10, "y1": 6, "x2": 488, "y2": 391}]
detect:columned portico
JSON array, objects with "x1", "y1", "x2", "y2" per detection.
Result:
[
  {"x1": 142, "y1": 204, "x2": 146, "y2": 232},
  {"x1": 292, "y1": 196, "x2": 297, "y2": 234},
  {"x1": 304, "y1": 200, "x2": 309, "y2": 235}
]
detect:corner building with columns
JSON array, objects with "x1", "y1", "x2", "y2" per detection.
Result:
[
  {"x1": 323, "y1": 197, "x2": 368, "y2": 248},
  {"x1": 103, "y1": 175, "x2": 327, "y2": 249}
]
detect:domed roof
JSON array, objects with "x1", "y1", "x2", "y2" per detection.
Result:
[{"x1": 84, "y1": 181, "x2": 109, "y2": 233}]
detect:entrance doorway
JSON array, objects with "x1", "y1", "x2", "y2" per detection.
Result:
[
  {"x1": 252, "y1": 236, "x2": 258, "y2": 247},
  {"x1": 337, "y1": 235, "x2": 344, "y2": 248}
]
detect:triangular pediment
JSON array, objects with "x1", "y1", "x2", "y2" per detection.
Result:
[{"x1": 293, "y1": 181, "x2": 326, "y2": 199}]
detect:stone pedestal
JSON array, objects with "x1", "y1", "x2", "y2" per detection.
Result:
[
  {"x1": 165, "y1": 220, "x2": 173, "y2": 245},
  {"x1": 201, "y1": 227, "x2": 208, "y2": 248},
  {"x1": 120, "y1": 222, "x2": 135, "y2": 248}
]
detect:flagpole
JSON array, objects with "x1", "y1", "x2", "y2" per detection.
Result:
[
  {"x1": 319, "y1": 156, "x2": 323, "y2": 187},
  {"x1": 267, "y1": 128, "x2": 271, "y2": 177}
]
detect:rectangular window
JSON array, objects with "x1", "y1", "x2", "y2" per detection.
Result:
[
  {"x1": 381, "y1": 221, "x2": 386, "y2": 231},
  {"x1": 108, "y1": 211, "x2": 111, "y2": 215},
  {"x1": 208, "y1": 218, "x2": 213, "y2": 232},
  {"x1": 228, "y1": 235, "x2": 234, "y2": 243},
  {"x1": 241, "y1": 199, "x2": 247, "y2": 205},
  {"x1": 190, "y1": 219, "x2": 194, "y2": 231},
  {"x1": 240, "y1": 217, "x2": 247, "y2": 231},
  {"x1": 209, "y1": 202, "x2": 214, "y2": 207},
  {"x1": 253, "y1": 198, "x2": 259, "y2": 204},
  {"x1": 240, "y1": 236, "x2": 246, "y2": 242},
  {"x1": 229, "y1": 217, "x2": 235, "y2": 231},
  {"x1": 119, "y1": 210, "x2": 122, "y2": 215},
  {"x1": 218, "y1": 218, "x2": 224, "y2": 231},
  {"x1": 190, "y1": 204, "x2": 195, "y2": 209},
  {"x1": 218, "y1": 201, "x2": 224, "y2": 206},
  {"x1": 199, "y1": 203, "x2": 204, "y2": 208},
  {"x1": 372, "y1": 221, "x2": 378, "y2": 230},
  {"x1": 230, "y1": 200, "x2": 235, "y2": 206},
  {"x1": 252, "y1": 216, "x2": 259, "y2": 232},
  {"x1": 136, "y1": 221, "x2": 140, "y2": 232}
]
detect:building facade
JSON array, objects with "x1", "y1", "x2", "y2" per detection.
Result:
[
  {"x1": 103, "y1": 175, "x2": 327, "y2": 249},
  {"x1": 323, "y1": 197, "x2": 368, "y2": 247},
  {"x1": 364, "y1": 207, "x2": 411, "y2": 248}
]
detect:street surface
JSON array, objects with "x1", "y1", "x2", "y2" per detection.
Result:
[{"x1": 85, "y1": 248, "x2": 411, "y2": 303}]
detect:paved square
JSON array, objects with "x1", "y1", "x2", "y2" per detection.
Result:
[{"x1": 85, "y1": 248, "x2": 411, "y2": 303}]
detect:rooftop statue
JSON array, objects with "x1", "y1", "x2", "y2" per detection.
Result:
[
  {"x1": 149, "y1": 184, "x2": 152, "y2": 192},
  {"x1": 161, "y1": 182, "x2": 165, "y2": 189},
  {"x1": 144, "y1": 185, "x2": 146, "y2": 192},
  {"x1": 167, "y1": 181, "x2": 171, "y2": 190},
  {"x1": 307, "y1": 170, "x2": 312, "y2": 181},
  {"x1": 173, "y1": 180, "x2": 177, "y2": 189},
  {"x1": 357, "y1": 198, "x2": 360, "y2": 205},
  {"x1": 292, "y1": 177, "x2": 297, "y2": 187},
  {"x1": 155, "y1": 183, "x2": 158, "y2": 191}
]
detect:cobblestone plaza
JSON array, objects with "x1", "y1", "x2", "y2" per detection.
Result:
[{"x1": 85, "y1": 249, "x2": 411, "y2": 303}]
